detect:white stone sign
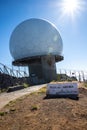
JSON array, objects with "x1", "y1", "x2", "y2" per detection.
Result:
[{"x1": 46, "y1": 82, "x2": 79, "y2": 97}]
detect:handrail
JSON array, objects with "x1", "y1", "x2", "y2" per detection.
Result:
[
  {"x1": 57, "y1": 68, "x2": 87, "y2": 82},
  {"x1": 0, "y1": 62, "x2": 87, "y2": 81},
  {"x1": 0, "y1": 62, "x2": 29, "y2": 77}
]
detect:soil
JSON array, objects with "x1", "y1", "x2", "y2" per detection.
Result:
[{"x1": 0, "y1": 83, "x2": 87, "y2": 130}]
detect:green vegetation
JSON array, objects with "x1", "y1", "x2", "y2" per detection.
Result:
[
  {"x1": 30, "y1": 86, "x2": 46, "y2": 95},
  {"x1": 0, "y1": 108, "x2": 16, "y2": 116},
  {"x1": 23, "y1": 83, "x2": 29, "y2": 88},
  {"x1": 31, "y1": 105, "x2": 39, "y2": 111},
  {"x1": 57, "y1": 74, "x2": 61, "y2": 81},
  {"x1": 37, "y1": 87, "x2": 46, "y2": 94},
  {"x1": 10, "y1": 108, "x2": 16, "y2": 112},
  {"x1": 56, "y1": 74, "x2": 77, "y2": 82},
  {"x1": 5, "y1": 100, "x2": 16, "y2": 108},
  {"x1": 84, "y1": 82, "x2": 87, "y2": 88},
  {"x1": 9, "y1": 100, "x2": 16, "y2": 105},
  {"x1": 0, "y1": 111, "x2": 5, "y2": 116},
  {"x1": 0, "y1": 88, "x2": 7, "y2": 93},
  {"x1": 30, "y1": 91, "x2": 38, "y2": 95}
]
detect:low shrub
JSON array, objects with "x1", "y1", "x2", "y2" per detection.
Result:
[
  {"x1": 23, "y1": 83, "x2": 29, "y2": 88},
  {"x1": 0, "y1": 111, "x2": 5, "y2": 116},
  {"x1": 31, "y1": 105, "x2": 38, "y2": 111},
  {"x1": 84, "y1": 82, "x2": 87, "y2": 88},
  {"x1": 37, "y1": 87, "x2": 46, "y2": 94}
]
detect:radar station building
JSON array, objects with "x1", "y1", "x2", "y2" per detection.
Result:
[{"x1": 9, "y1": 18, "x2": 64, "y2": 84}]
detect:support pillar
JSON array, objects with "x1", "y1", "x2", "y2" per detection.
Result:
[{"x1": 41, "y1": 55, "x2": 57, "y2": 82}]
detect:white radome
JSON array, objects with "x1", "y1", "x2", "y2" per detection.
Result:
[{"x1": 10, "y1": 18, "x2": 63, "y2": 60}]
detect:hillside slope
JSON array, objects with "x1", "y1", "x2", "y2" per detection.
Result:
[{"x1": 0, "y1": 84, "x2": 87, "y2": 130}]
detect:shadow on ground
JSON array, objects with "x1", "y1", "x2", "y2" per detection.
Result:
[{"x1": 43, "y1": 95, "x2": 79, "y2": 100}]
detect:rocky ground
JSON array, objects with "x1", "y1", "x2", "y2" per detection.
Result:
[{"x1": 0, "y1": 83, "x2": 87, "y2": 130}]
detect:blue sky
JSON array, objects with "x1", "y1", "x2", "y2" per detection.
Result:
[{"x1": 0, "y1": 0, "x2": 87, "y2": 71}]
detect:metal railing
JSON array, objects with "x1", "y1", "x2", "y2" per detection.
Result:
[
  {"x1": 57, "y1": 69, "x2": 87, "y2": 82},
  {"x1": 0, "y1": 62, "x2": 87, "y2": 82},
  {"x1": 0, "y1": 63, "x2": 29, "y2": 78}
]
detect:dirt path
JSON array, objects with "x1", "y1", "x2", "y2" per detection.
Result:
[{"x1": 0, "y1": 84, "x2": 46, "y2": 109}]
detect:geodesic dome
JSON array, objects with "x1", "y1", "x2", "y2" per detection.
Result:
[{"x1": 10, "y1": 18, "x2": 63, "y2": 61}]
